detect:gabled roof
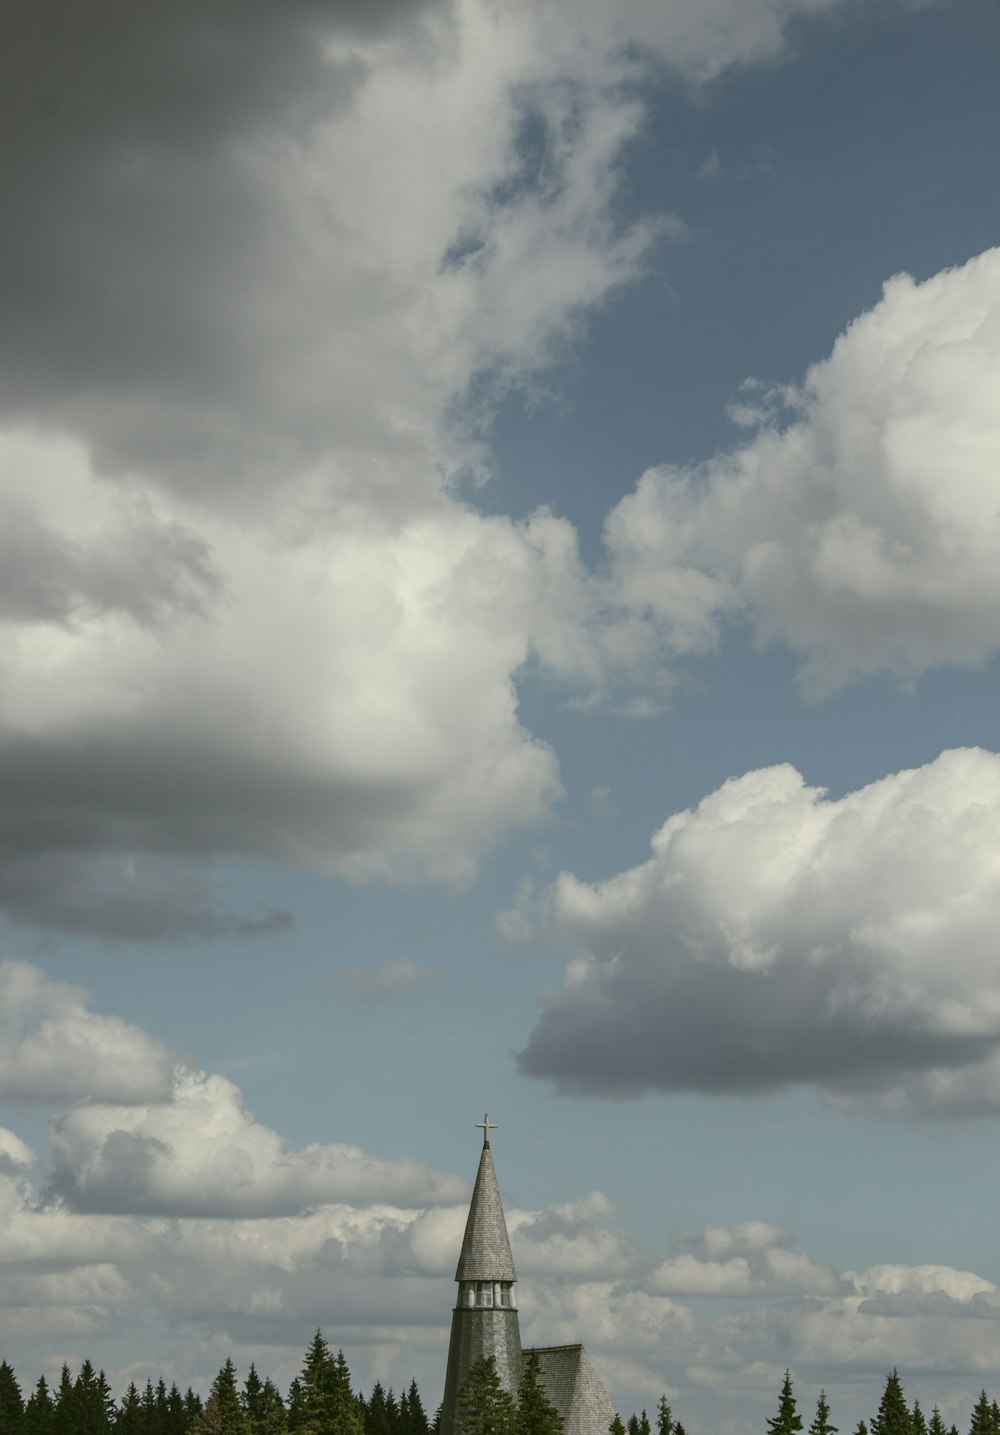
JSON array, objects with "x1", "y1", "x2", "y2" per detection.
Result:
[
  {"x1": 524, "y1": 1345, "x2": 619, "y2": 1435},
  {"x1": 455, "y1": 1141, "x2": 516, "y2": 1283}
]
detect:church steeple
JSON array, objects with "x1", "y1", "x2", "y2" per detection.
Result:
[
  {"x1": 439, "y1": 1115, "x2": 522, "y2": 1435},
  {"x1": 455, "y1": 1116, "x2": 516, "y2": 1285}
]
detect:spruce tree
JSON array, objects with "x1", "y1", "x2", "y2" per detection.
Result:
[
  {"x1": 197, "y1": 1361, "x2": 249, "y2": 1435},
  {"x1": 810, "y1": 1392, "x2": 837, "y2": 1435},
  {"x1": 517, "y1": 1351, "x2": 563, "y2": 1435},
  {"x1": 455, "y1": 1357, "x2": 516, "y2": 1435},
  {"x1": 329, "y1": 1352, "x2": 363, "y2": 1435},
  {"x1": 854, "y1": 1424, "x2": 869, "y2": 1435},
  {"x1": 871, "y1": 1372, "x2": 913, "y2": 1435},
  {"x1": 911, "y1": 1404, "x2": 927, "y2": 1435},
  {"x1": 52, "y1": 1366, "x2": 75, "y2": 1435},
  {"x1": 0, "y1": 1362, "x2": 24, "y2": 1434},
  {"x1": 114, "y1": 1385, "x2": 143, "y2": 1435},
  {"x1": 927, "y1": 1410, "x2": 946, "y2": 1435},
  {"x1": 672, "y1": 1424, "x2": 687, "y2": 1435},
  {"x1": 969, "y1": 1394, "x2": 994, "y2": 1435},
  {"x1": 609, "y1": 1420, "x2": 627, "y2": 1435},
  {"x1": 23, "y1": 1378, "x2": 54, "y2": 1435},
  {"x1": 405, "y1": 1381, "x2": 429, "y2": 1435},
  {"x1": 655, "y1": 1398, "x2": 673, "y2": 1435},
  {"x1": 767, "y1": 1372, "x2": 804, "y2": 1435},
  {"x1": 638, "y1": 1413, "x2": 651, "y2": 1435}
]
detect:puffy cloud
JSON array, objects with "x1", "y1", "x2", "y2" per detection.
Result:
[
  {"x1": 516, "y1": 748, "x2": 1000, "y2": 1116},
  {"x1": 651, "y1": 1223, "x2": 843, "y2": 1297},
  {"x1": 0, "y1": 0, "x2": 932, "y2": 933},
  {"x1": 0, "y1": 961, "x2": 176, "y2": 1104},
  {"x1": 46, "y1": 1067, "x2": 468, "y2": 1217},
  {"x1": 0, "y1": 433, "x2": 563, "y2": 931},
  {"x1": 603, "y1": 246, "x2": 1000, "y2": 696}
]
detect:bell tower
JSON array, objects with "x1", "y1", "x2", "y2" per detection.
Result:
[{"x1": 439, "y1": 1115, "x2": 522, "y2": 1435}]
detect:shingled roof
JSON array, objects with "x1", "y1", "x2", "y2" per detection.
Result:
[
  {"x1": 454, "y1": 1141, "x2": 516, "y2": 1283},
  {"x1": 524, "y1": 1345, "x2": 618, "y2": 1435}
]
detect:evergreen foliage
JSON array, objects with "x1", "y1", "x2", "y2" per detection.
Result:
[
  {"x1": 455, "y1": 1358, "x2": 516, "y2": 1435},
  {"x1": 609, "y1": 1418, "x2": 627, "y2": 1435},
  {"x1": 23, "y1": 1378, "x2": 54, "y2": 1435},
  {"x1": 0, "y1": 1364, "x2": 24, "y2": 1435},
  {"x1": 516, "y1": 1352, "x2": 562, "y2": 1435},
  {"x1": 810, "y1": 1392, "x2": 837, "y2": 1435},
  {"x1": 911, "y1": 1403, "x2": 927, "y2": 1435},
  {"x1": 927, "y1": 1410, "x2": 946, "y2": 1435},
  {"x1": 655, "y1": 1398, "x2": 673, "y2": 1435},
  {"x1": 969, "y1": 1394, "x2": 996, "y2": 1435},
  {"x1": 871, "y1": 1371, "x2": 914, "y2": 1435},
  {"x1": 767, "y1": 1372, "x2": 804, "y2": 1435}
]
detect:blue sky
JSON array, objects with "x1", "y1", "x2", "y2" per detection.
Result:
[{"x1": 1, "y1": 2, "x2": 999, "y2": 1433}]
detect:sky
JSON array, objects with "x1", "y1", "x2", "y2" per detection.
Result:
[{"x1": 1, "y1": 1, "x2": 999, "y2": 1432}]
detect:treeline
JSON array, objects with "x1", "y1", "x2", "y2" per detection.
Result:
[
  {"x1": 0, "y1": 1333, "x2": 433, "y2": 1435},
  {"x1": 763, "y1": 1368, "x2": 1000, "y2": 1435}
]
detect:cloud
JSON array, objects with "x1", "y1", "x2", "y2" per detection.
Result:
[
  {"x1": 602, "y1": 246, "x2": 1000, "y2": 696},
  {"x1": 0, "y1": 961, "x2": 177, "y2": 1104},
  {"x1": 651, "y1": 1224, "x2": 844, "y2": 1297},
  {"x1": 516, "y1": 747, "x2": 1000, "y2": 1116},
  {"x1": 45, "y1": 1066, "x2": 468, "y2": 1217},
  {"x1": 329, "y1": 957, "x2": 444, "y2": 1005},
  {"x1": 0, "y1": 0, "x2": 936, "y2": 932}
]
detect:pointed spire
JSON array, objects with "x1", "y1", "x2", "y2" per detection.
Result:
[{"x1": 455, "y1": 1124, "x2": 516, "y2": 1282}]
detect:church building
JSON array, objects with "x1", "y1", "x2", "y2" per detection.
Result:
[{"x1": 440, "y1": 1117, "x2": 618, "y2": 1435}]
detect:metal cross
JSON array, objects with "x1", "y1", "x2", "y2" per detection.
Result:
[{"x1": 475, "y1": 1112, "x2": 497, "y2": 1146}]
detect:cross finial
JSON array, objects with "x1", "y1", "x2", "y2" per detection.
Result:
[{"x1": 475, "y1": 1112, "x2": 497, "y2": 1147}]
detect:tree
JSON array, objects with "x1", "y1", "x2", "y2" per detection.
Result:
[
  {"x1": 854, "y1": 1424, "x2": 868, "y2": 1435},
  {"x1": 969, "y1": 1394, "x2": 995, "y2": 1435},
  {"x1": 0, "y1": 1364, "x2": 24, "y2": 1434},
  {"x1": 871, "y1": 1372, "x2": 913, "y2": 1435},
  {"x1": 23, "y1": 1379, "x2": 54, "y2": 1435},
  {"x1": 609, "y1": 1419, "x2": 627, "y2": 1435},
  {"x1": 196, "y1": 1361, "x2": 249, "y2": 1435},
  {"x1": 911, "y1": 1405, "x2": 927, "y2": 1435},
  {"x1": 114, "y1": 1386, "x2": 143, "y2": 1435},
  {"x1": 404, "y1": 1381, "x2": 429, "y2": 1435},
  {"x1": 927, "y1": 1411, "x2": 946, "y2": 1435},
  {"x1": 810, "y1": 1392, "x2": 837, "y2": 1435},
  {"x1": 517, "y1": 1352, "x2": 562, "y2": 1435},
  {"x1": 455, "y1": 1358, "x2": 516, "y2": 1435},
  {"x1": 655, "y1": 1399, "x2": 673, "y2": 1435},
  {"x1": 768, "y1": 1372, "x2": 803, "y2": 1435},
  {"x1": 638, "y1": 1415, "x2": 651, "y2": 1435}
]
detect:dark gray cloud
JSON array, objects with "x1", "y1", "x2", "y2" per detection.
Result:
[{"x1": 0, "y1": 0, "x2": 449, "y2": 484}]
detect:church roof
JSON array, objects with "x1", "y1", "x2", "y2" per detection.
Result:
[
  {"x1": 524, "y1": 1345, "x2": 619, "y2": 1435},
  {"x1": 454, "y1": 1140, "x2": 516, "y2": 1283}
]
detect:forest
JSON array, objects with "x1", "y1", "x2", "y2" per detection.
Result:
[{"x1": 0, "y1": 1334, "x2": 998, "y2": 1435}]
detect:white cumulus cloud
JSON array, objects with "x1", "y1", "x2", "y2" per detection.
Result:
[{"x1": 516, "y1": 747, "x2": 1000, "y2": 1116}]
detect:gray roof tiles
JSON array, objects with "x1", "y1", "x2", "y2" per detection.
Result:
[
  {"x1": 524, "y1": 1345, "x2": 619, "y2": 1435},
  {"x1": 454, "y1": 1142, "x2": 517, "y2": 1283}
]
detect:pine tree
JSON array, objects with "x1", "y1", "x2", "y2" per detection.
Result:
[
  {"x1": 628, "y1": 1418, "x2": 640, "y2": 1435},
  {"x1": 184, "y1": 1392, "x2": 204, "y2": 1431},
  {"x1": 638, "y1": 1414, "x2": 651, "y2": 1435},
  {"x1": 911, "y1": 1404, "x2": 927, "y2": 1435},
  {"x1": 53, "y1": 1367, "x2": 76, "y2": 1435},
  {"x1": 23, "y1": 1378, "x2": 54, "y2": 1435},
  {"x1": 517, "y1": 1351, "x2": 563, "y2": 1435},
  {"x1": 969, "y1": 1394, "x2": 994, "y2": 1435},
  {"x1": 0, "y1": 1364, "x2": 24, "y2": 1434},
  {"x1": 927, "y1": 1411, "x2": 946, "y2": 1435},
  {"x1": 609, "y1": 1419, "x2": 627, "y2": 1435},
  {"x1": 810, "y1": 1392, "x2": 837, "y2": 1435},
  {"x1": 655, "y1": 1398, "x2": 673, "y2": 1435},
  {"x1": 329, "y1": 1352, "x2": 364, "y2": 1435},
  {"x1": 366, "y1": 1384, "x2": 390, "y2": 1435},
  {"x1": 768, "y1": 1372, "x2": 804, "y2": 1435},
  {"x1": 871, "y1": 1372, "x2": 913, "y2": 1435},
  {"x1": 854, "y1": 1425, "x2": 868, "y2": 1435},
  {"x1": 196, "y1": 1361, "x2": 248, "y2": 1435},
  {"x1": 455, "y1": 1357, "x2": 516, "y2": 1435},
  {"x1": 672, "y1": 1424, "x2": 687, "y2": 1435},
  {"x1": 115, "y1": 1385, "x2": 144, "y2": 1435},
  {"x1": 404, "y1": 1383, "x2": 427, "y2": 1435}
]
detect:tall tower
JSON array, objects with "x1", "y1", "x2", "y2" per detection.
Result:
[{"x1": 439, "y1": 1115, "x2": 522, "y2": 1435}]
